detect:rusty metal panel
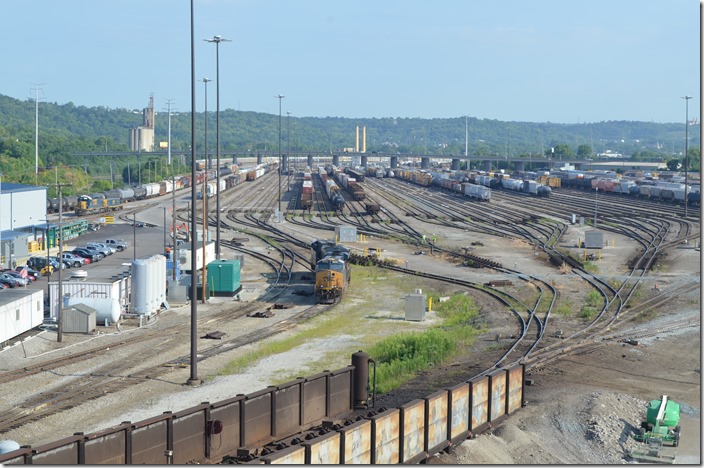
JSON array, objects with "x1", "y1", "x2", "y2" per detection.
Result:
[
  {"x1": 261, "y1": 445, "x2": 306, "y2": 464},
  {"x1": 328, "y1": 368, "x2": 353, "y2": 418},
  {"x1": 425, "y1": 390, "x2": 449, "y2": 454},
  {"x1": 470, "y1": 376, "x2": 489, "y2": 432},
  {"x1": 400, "y1": 399, "x2": 425, "y2": 463},
  {"x1": 371, "y1": 408, "x2": 400, "y2": 464},
  {"x1": 84, "y1": 428, "x2": 126, "y2": 464},
  {"x1": 172, "y1": 407, "x2": 207, "y2": 464},
  {"x1": 29, "y1": 436, "x2": 82, "y2": 465},
  {"x1": 131, "y1": 420, "x2": 168, "y2": 464},
  {"x1": 302, "y1": 373, "x2": 328, "y2": 425},
  {"x1": 339, "y1": 418, "x2": 372, "y2": 464},
  {"x1": 507, "y1": 365, "x2": 524, "y2": 414},
  {"x1": 489, "y1": 369, "x2": 507, "y2": 422},
  {"x1": 304, "y1": 430, "x2": 341, "y2": 464},
  {"x1": 0, "y1": 447, "x2": 31, "y2": 465},
  {"x1": 209, "y1": 396, "x2": 243, "y2": 460},
  {"x1": 448, "y1": 382, "x2": 470, "y2": 441},
  {"x1": 242, "y1": 390, "x2": 273, "y2": 447},
  {"x1": 274, "y1": 382, "x2": 302, "y2": 437}
]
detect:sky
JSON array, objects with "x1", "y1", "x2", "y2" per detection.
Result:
[{"x1": 1, "y1": 0, "x2": 700, "y2": 124}]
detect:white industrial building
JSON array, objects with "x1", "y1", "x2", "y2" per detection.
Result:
[
  {"x1": 0, "y1": 289, "x2": 44, "y2": 344},
  {"x1": 0, "y1": 182, "x2": 47, "y2": 269}
]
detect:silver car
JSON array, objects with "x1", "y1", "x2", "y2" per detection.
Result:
[{"x1": 88, "y1": 242, "x2": 116, "y2": 255}]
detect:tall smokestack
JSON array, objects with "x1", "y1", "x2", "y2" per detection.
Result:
[
  {"x1": 362, "y1": 126, "x2": 366, "y2": 153},
  {"x1": 355, "y1": 126, "x2": 359, "y2": 152}
]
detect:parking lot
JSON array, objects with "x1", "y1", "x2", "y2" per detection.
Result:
[{"x1": 17, "y1": 221, "x2": 168, "y2": 295}]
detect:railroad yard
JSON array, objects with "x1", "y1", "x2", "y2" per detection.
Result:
[{"x1": 0, "y1": 165, "x2": 700, "y2": 464}]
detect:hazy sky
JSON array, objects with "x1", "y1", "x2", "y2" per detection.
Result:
[{"x1": 2, "y1": 0, "x2": 700, "y2": 123}]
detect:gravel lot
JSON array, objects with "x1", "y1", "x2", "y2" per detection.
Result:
[{"x1": 0, "y1": 198, "x2": 700, "y2": 464}]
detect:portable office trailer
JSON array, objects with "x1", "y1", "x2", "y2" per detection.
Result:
[{"x1": 0, "y1": 289, "x2": 44, "y2": 343}]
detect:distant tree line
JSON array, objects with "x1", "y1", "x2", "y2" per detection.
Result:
[{"x1": 0, "y1": 93, "x2": 699, "y2": 195}]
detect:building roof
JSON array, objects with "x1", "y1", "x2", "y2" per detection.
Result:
[{"x1": 0, "y1": 183, "x2": 47, "y2": 194}]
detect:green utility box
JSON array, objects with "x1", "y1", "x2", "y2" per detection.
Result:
[{"x1": 207, "y1": 259, "x2": 242, "y2": 297}]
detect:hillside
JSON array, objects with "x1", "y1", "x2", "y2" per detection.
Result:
[{"x1": 0, "y1": 93, "x2": 699, "y2": 195}]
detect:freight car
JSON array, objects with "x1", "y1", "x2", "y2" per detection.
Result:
[
  {"x1": 301, "y1": 180, "x2": 314, "y2": 210},
  {"x1": 310, "y1": 240, "x2": 351, "y2": 304},
  {"x1": 345, "y1": 167, "x2": 365, "y2": 182},
  {"x1": 325, "y1": 179, "x2": 346, "y2": 211},
  {"x1": 430, "y1": 172, "x2": 492, "y2": 202},
  {"x1": 47, "y1": 163, "x2": 247, "y2": 215}
]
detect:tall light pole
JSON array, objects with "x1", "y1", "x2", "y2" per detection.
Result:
[
  {"x1": 202, "y1": 78, "x2": 210, "y2": 305},
  {"x1": 205, "y1": 35, "x2": 230, "y2": 260},
  {"x1": 287, "y1": 111, "x2": 291, "y2": 191},
  {"x1": 682, "y1": 95, "x2": 692, "y2": 218},
  {"x1": 275, "y1": 94, "x2": 285, "y2": 215},
  {"x1": 188, "y1": 0, "x2": 199, "y2": 386},
  {"x1": 464, "y1": 115, "x2": 469, "y2": 170}
]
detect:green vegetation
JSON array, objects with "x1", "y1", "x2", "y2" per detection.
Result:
[
  {"x1": 369, "y1": 293, "x2": 483, "y2": 393},
  {"x1": 0, "y1": 93, "x2": 699, "y2": 193}
]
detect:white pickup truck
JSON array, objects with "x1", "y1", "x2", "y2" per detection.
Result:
[{"x1": 104, "y1": 239, "x2": 128, "y2": 251}]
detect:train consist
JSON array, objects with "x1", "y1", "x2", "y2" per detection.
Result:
[
  {"x1": 300, "y1": 168, "x2": 314, "y2": 210},
  {"x1": 552, "y1": 169, "x2": 700, "y2": 205},
  {"x1": 319, "y1": 167, "x2": 346, "y2": 211},
  {"x1": 390, "y1": 168, "x2": 495, "y2": 202},
  {"x1": 310, "y1": 240, "x2": 351, "y2": 304},
  {"x1": 51, "y1": 162, "x2": 277, "y2": 215}
]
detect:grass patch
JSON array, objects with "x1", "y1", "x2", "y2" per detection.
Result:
[
  {"x1": 554, "y1": 301, "x2": 573, "y2": 316},
  {"x1": 369, "y1": 293, "x2": 483, "y2": 393}
]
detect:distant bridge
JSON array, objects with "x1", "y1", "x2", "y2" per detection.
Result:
[{"x1": 69, "y1": 150, "x2": 665, "y2": 172}]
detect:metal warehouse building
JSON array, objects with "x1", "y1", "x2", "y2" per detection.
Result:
[{"x1": 0, "y1": 182, "x2": 47, "y2": 269}]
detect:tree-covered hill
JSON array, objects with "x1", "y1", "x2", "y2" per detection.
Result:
[{"x1": 0, "y1": 93, "x2": 698, "y2": 196}]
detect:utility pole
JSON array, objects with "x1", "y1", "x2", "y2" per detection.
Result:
[
  {"x1": 287, "y1": 111, "x2": 291, "y2": 191},
  {"x1": 32, "y1": 83, "x2": 44, "y2": 185},
  {"x1": 682, "y1": 95, "x2": 692, "y2": 218},
  {"x1": 274, "y1": 94, "x2": 285, "y2": 215},
  {"x1": 202, "y1": 78, "x2": 210, "y2": 303},
  {"x1": 188, "y1": 0, "x2": 199, "y2": 387},
  {"x1": 204, "y1": 35, "x2": 230, "y2": 260},
  {"x1": 49, "y1": 182, "x2": 71, "y2": 343}
]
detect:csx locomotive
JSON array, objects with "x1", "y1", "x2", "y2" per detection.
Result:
[{"x1": 310, "y1": 240, "x2": 351, "y2": 304}]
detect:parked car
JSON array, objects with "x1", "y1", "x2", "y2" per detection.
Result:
[
  {"x1": 72, "y1": 248, "x2": 102, "y2": 263},
  {"x1": 0, "y1": 273, "x2": 22, "y2": 287},
  {"x1": 49, "y1": 256, "x2": 71, "y2": 269},
  {"x1": 81, "y1": 245, "x2": 109, "y2": 259},
  {"x1": 16, "y1": 265, "x2": 41, "y2": 280},
  {"x1": 61, "y1": 252, "x2": 88, "y2": 267},
  {"x1": 2, "y1": 271, "x2": 30, "y2": 286},
  {"x1": 87, "y1": 242, "x2": 116, "y2": 255},
  {"x1": 105, "y1": 239, "x2": 128, "y2": 251},
  {"x1": 78, "y1": 245, "x2": 108, "y2": 260},
  {"x1": 0, "y1": 280, "x2": 10, "y2": 289}
]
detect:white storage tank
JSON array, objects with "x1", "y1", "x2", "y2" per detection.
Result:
[
  {"x1": 131, "y1": 259, "x2": 149, "y2": 314},
  {"x1": 67, "y1": 296, "x2": 121, "y2": 324}
]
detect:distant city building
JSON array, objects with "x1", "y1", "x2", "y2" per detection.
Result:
[
  {"x1": 596, "y1": 150, "x2": 623, "y2": 159},
  {"x1": 129, "y1": 94, "x2": 155, "y2": 152}
]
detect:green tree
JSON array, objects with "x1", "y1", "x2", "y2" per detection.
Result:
[
  {"x1": 577, "y1": 144, "x2": 592, "y2": 159},
  {"x1": 666, "y1": 159, "x2": 681, "y2": 171}
]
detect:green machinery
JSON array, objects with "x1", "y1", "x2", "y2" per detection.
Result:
[{"x1": 633, "y1": 395, "x2": 681, "y2": 446}]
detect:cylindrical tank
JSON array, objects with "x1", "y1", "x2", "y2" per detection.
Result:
[
  {"x1": 67, "y1": 297, "x2": 121, "y2": 324},
  {"x1": 131, "y1": 259, "x2": 149, "y2": 314},
  {"x1": 156, "y1": 255, "x2": 166, "y2": 304},
  {"x1": 0, "y1": 440, "x2": 20, "y2": 455},
  {"x1": 351, "y1": 350, "x2": 370, "y2": 408}
]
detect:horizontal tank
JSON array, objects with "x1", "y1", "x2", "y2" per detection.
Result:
[{"x1": 67, "y1": 297, "x2": 121, "y2": 324}]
